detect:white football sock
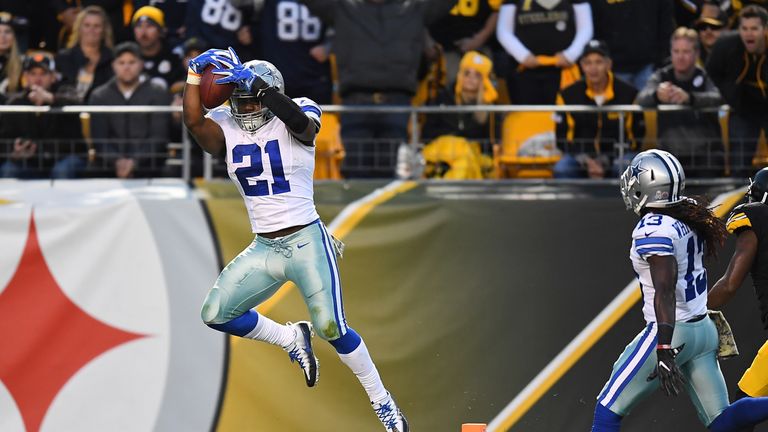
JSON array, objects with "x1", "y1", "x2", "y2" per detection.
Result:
[
  {"x1": 337, "y1": 339, "x2": 388, "y2": 403},
  {"x1": 243, "y1": 313, "x2": 296, "y2": 348}
]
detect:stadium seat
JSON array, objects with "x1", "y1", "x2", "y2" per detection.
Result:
[
  {"x1": 314, "y1": 113, "x2": 345, "y2": 180},
  {"x1": 494, "y1": 111, "x2": 561, "y2": 178}
]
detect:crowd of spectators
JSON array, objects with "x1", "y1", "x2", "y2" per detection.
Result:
[{"x1": 0, "y1": 0, "x2": 764, "y2": 179}]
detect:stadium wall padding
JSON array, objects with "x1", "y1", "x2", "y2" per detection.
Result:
[{"x1": 1, "y1": 179, "x2": 764, "y2": 432}]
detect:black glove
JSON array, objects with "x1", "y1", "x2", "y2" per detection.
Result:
[
  {"x1": 647, "y1": 344, "x2": 686, "y2": 396},
  {"x1": 251, "y1": 75, "x2": 270, "y2": 99}
]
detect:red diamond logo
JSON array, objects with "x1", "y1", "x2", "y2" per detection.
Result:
[{"x1": 0, "y1": 212, "x2": 147, "y2": 432}]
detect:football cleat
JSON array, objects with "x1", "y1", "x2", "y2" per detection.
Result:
[
  {"x1": 372, "y1": 392, "x2": 409, "y2": 432},
  {"x1": 284, "y1": 321, "x2": 319, "y2": 387}
]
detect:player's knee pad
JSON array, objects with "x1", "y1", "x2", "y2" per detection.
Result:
[
  {"x1": 312, "y1": 318, "x2": 343, "y2": 340},
  {"x1": 308, "y1": 307, "x2": 343, "y2": 340},
  {"x1": 592, "y1": 403, "x2": 622, "y2": 432},
  {"x1": 200, "y1": 288, "x2": 223, "y2": 324}
]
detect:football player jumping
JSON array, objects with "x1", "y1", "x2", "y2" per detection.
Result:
[
  {"x1": 182, "y1": 47, "x2": 409, "y2": 432},
  {"x1": 592, "y1": 149, "x2": 768, "y2": 431},
  {"x1": 709, "y1": 167, "x2": 768, "y2": 408}
]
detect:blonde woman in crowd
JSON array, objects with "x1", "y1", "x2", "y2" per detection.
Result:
[
  {"x1": 0, "y1": 12, "x2": 22, "y2": 101},
  {"x1": 55, "y1": 5, "x2": 115, "y2": 103}
]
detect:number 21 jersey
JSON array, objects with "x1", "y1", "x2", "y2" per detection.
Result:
[{"x1": 206, "y1": 97, "x2": 322, "y2": 233}]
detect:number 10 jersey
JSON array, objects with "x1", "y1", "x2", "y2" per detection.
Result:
[{"x1": 207, "y1": 98, "x2": 322, "y2": 233}]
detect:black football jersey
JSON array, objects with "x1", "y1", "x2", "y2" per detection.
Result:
[{"x1": 727, "y1": 202, "x2": 768, "y2": 328}]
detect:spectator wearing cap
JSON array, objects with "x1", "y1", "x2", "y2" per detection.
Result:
[
  {"x1": 695, "y1": 13, "x2": 727, "y2": 64},
  {"x1": 591, "y1": 0, "x2": 675, "y2": 90},
  {"x1": 637, "y1": 27, "x2": 723, "y2": 177},
  {"x1": 0, "y1": 53, "x2": 85, "y2": 178},
  {"x1": 55, "y1": 5, "x2": 115, "y2": 103},
  {"x1": 420, "y1": 51, "x2": 498, "y2": 179},
  {"x1": 88, "y1": 41, "x2": 171, "y2": 178},
  {"x1": 422, "y1": 50, "x2": 499, "y2": 142},
  {"x1": 132, "y1": 6, "x2": 184, "y2": 91},
  {"x1": 554, "y1": 40, "x2": 640, "y2": 179},
  {"x1": 707, "y1": 5, "x2": 768, "y2": 176},
  {"x1": 0, "y1": 11, "x2": 22, "y2": 100},
  {"x1": 134, "y1": 0, "x2": 188, "y2": 50},
  {"x1": 496, "y1": 0, "x2": 593, "y2": 104}
]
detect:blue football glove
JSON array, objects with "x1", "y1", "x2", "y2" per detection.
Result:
[
  {"x1": 212, "y1": 47, "x2": 270, "y2": 96},
  {"x1": 188, "y1": 48, "x2": 233, "y2": 74}
]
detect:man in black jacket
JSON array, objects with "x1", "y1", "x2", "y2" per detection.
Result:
[
  {"x1": 707, "y1": 5, "x2": 768, "y2": 177},
  {"x1": 637, "y1": 27, "x2": 723, "y2": 177},
  {"x1": 0, "y1": 53, "x2": 85, "y2": 178},
  {"x1": 302, "y1": 0, "x2": 454, "y2": 178},
  {"x1": 554, "y1": 40, "x2": 640, "y2": 178},
  {"x1": 591, "y1": 0, "x2": 675, "y2": 90},
  {"x1": 88, "y1": 41, "x2": 171, "y2": 178}
]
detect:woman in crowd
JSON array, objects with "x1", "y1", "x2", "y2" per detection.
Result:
[{"x1": 55, "y1": 5, "x2": 114, "y2": 103}]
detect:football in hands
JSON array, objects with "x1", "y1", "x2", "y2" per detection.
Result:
[{"x1": 199, "y1": 64, "x2": 235, "y2": 109}]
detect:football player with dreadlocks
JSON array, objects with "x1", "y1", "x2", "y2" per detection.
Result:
[
  {"x1": 592, "y1": 149, "x2": 768, "y2": 431},
  {"x1": 709, "y1": 167, "x2": 768, "y2": 404},
  {"x1": 181, "y1": 47, "x2": 408, "y2": 432}
]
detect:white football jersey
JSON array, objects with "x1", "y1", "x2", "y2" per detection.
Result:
[
  {"x1": 630, "y1": 212, "x2": 708, "y2": 324},
  {"x1": 206, "y1": 97, "x2": 322, "y2": 233}
]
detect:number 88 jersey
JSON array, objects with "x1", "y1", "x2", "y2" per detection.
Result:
[
  {"x1": 630, "y1": 212, "x2": 708, "y2": 324},
  {"x1": 206, "y1": 98, "x2": 321, "y2": 233}
]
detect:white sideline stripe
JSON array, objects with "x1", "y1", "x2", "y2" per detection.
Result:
[
  {"x1": 486, "y1": 277, "x2": 641, "y2": 432},
  {"x1": 327, "y1": 180, "x2": 408, "y2": 233},
  {"x1": 486, "y1": 187, "x2": 744, "y2": 432}
]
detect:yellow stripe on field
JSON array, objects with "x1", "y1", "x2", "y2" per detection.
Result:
[
  {"x1": 252, "y1": 180, "x2": 418, "y2": 316},
  {"x1": 487, "y1": 186, "x2": 747, "y2": 432}
]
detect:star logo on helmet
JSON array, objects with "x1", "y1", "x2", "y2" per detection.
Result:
[{"x1": 630, "y1": 163, "x2": 647, "y2": 180}]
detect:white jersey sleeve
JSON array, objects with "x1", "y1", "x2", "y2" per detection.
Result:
[
  {"x1": 206, "y1": 104, "x2": 320, "y2": 233},
  {"x1": 294, "y1": 97, "x2": 322, "y2": 130},
  {"x1": 629, "y1": 212, "x2": 709, "y2": 324}
]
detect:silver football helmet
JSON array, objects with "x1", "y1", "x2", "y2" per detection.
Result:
[
  {"x1": 229, "y1": 60, "x2": 285, "y2": 132},
  {"x1": 620, "y1": 149, "x2": 686, "y2": 215}
]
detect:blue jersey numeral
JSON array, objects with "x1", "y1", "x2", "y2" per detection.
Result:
[
  {"x1": 684, "y1": 235, "x2": 707, "y2": 302},
  {"x1": 638, "y1": 215, "x2": 663, "y2": 228},
  {"x1": 232, "y1": 140, "x2": 291, "y2": 196}
]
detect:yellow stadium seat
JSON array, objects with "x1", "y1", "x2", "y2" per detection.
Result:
[
  {"x1": 315, "y1": 113, "x2": 345, "y2": 180},
  {"x1": 495, "y1": 112, "x2": 561, "y2": 178}
]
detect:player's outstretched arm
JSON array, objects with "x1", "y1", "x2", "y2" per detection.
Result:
[
  {"x1": 259, "y1": 87, "x2": 317, "y2": 143},
  {"x1": 709, "y1": 230, "x2": 758, "y2": 309},
  {"x1": 183, "y1": 49, "x2": 230, "y2": 155},
  {"x1": 183, "y1": 82, "x2": 225, "y2": 155}
]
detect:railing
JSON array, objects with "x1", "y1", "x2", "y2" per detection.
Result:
[{"x1": 0, "y1": 104, "x2": 735, "y2": 181}]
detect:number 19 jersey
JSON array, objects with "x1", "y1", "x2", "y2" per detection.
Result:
[
  {"x1": 206, "y1": 98, "x2": 322, "y2": 233},
  {"x1": 630, "y1": 212, "x2": 708, "y2": 324}
]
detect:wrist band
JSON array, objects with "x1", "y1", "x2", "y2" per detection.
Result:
[
  {"x1": 187, "y1": 68, "x2": 201, "y2": 85},
  {"x1": 657, "y1": 344, "x2": 673, "y2": 350}
]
